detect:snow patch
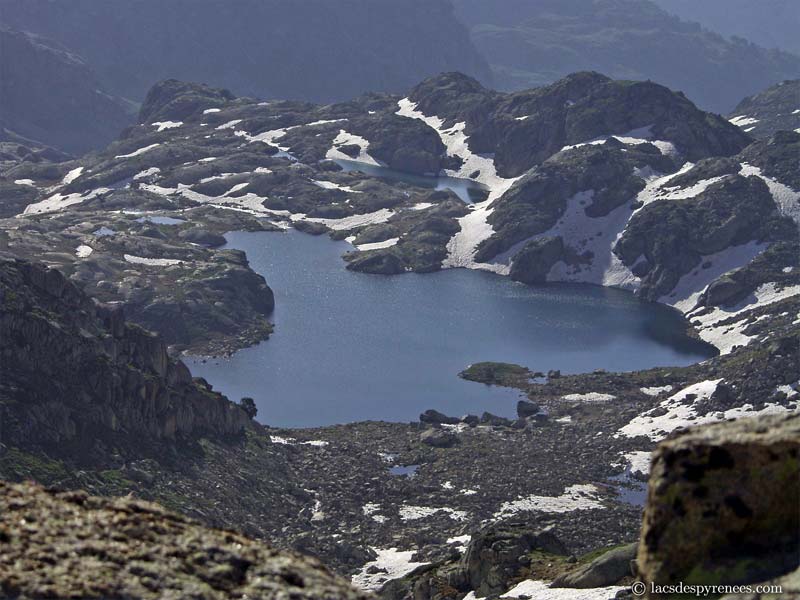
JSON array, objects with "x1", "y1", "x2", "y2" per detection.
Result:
[
  {"x1": 561, "y1": 392, "x2": 616, "y2": 402},
  {"x1": 640, "y1": 385, "x2": 673, "y2": 396},
  {"x1": 115, "y1": 143, "x2": 160, "y2": 159},
  {"x1": 660, "y1": 241, "x2": 767, "y2": 313},
  {"x1": 325, "y1": 129, "x2": 381, "y2": 165},
  {"x1": 22, "y1": 188, "x2": 110, "y2": 215},
  {"x1": 311, "y1": 179, "x2": 363, "y2": 193},
  {"x1": 560, "y1": 125, "x2": 678, "y2": 158},
  {"x1": 352, "y1": 548, "x2": 429, "y2": 591},
  {"x1": 729, "y1": 115, "x2": 759, "y2": 127},
  {"x1": 123, "y1": 254, "x2": 184, "y2": 266},
  {"x1": 133, "y1": 167, "x2": 161, "y2": 180},
  {"x1": 152, "y1": 121, "x2": 182, "y2": 132},
  {"x1": 620, "y1": 450, "x2": 651, "y2": 476},
  {"x1": 494, "y1": 484, "x2": 604, "y2": 518},
  {"x1": 687, "y1": 282, "x2": 800, "y2": 354},
  {"x1": 399, "y1": 505, "x2": 468, "y2": 521},
  {"x1": 61, "y1": 167, "x2": 84, "y2": 185},
  {"x1": 500, "y1": 580, "x2": 625, "y2": 599},
  {"x1": 215, "y1": 119, "x2": 242, "y2": 130},
  {"x1": 300, "y1": 208, "x2": 394, "y2": 231},
  {"x1": 356, "y1": 237, "x2": 400, "y2": 251},
  {"x1": 739, "y1": 163, "x2": 800, "y2": 226}
]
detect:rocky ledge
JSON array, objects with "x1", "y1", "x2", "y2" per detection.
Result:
[{"x1": 0, "y1": 481, "x2": 372, "y2": 600}]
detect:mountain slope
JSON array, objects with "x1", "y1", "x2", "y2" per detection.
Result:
[
  {"x1": 728, "y1": 80, "x2": 800, "y2": 139},
  {"x1": 0, "y1": 0, "x2": 491, "y2": 103},
  {"x1": 0, "y1": 26, "x2": 134, "y2": 154},
  {"x1": 452, "y1": 0, "x2": 800, "y2": 113}
]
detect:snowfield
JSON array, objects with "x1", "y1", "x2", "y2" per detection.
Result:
[
  {"x1": 352, "y1": 548, "x2": 429, "y2": 591},
  {"x1": 616, "y1": 379, "x2": 797, "y2": 441},
  {"x1": 494, "y1": 484, "x2": 604, "y2": 518}
]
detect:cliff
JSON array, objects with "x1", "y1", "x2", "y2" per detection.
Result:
[{"x1": 0, "y1": 255, "x2": 251, "y2": 455}]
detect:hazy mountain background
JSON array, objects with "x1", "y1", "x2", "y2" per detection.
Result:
[
  {"x1": 0, "y1": 0, "x2": 490, "y2": 152},
  {"x1": 2, "y1": 0, "x2": 798, "y2": 154},
  {"x1": 651, "y1": 0, "x2": 800, "y2": 55},
  {"x1": 452, "y1": 0, "x2": 800, "y2": 113}
]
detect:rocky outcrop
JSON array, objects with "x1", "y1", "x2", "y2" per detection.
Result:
[
  {"x1": 0, "y1": 26, "x2": 133, "y2": 154},
  {"x1": 637, "y1": 413, "x2": 800, "y2": 596},
  {"x1": 0, "y1": 481, "x2": 372, "y2": 600},
  {"x1": 616, "y1": 174, "x2": 795, "y2": 299},
  {"x1": 729, "y1": 80, "x2": 800, "y2": 140},
  {"x1": 0, "y1": 256, "x2": 251, "y2": 450},
  {"x1": 409, "y1": 71, "x2": 750, "y2": 179},
  {"x1": 138, "y1": 79, "x2": 236, "y2": 125}
]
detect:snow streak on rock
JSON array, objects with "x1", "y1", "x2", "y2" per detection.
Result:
[{"x1": 396, "y1": 98, "x2": 519, "y2": 271}]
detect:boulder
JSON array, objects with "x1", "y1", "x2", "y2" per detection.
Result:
[
  {"x1": 458, "y1": 521, "x2": 567, "y2": 597},
  {"x1": 637, "y1": 413, "x2": 800, "y2": 596},
  {"x1": 419, "y1": 409, "x2": 460, "y2": 425},
  {"x1": 551, "y1": 543, "x2": 637, "y2": 588},
  {"x1": 517, "y1": 400, "x2": 541, "y2": 418},
  {"x1": 480, "y1": 412, "x2": 513, "y2": 427},
  {"x1": 419, "y1": 428, "x2": 458, "y2": 448}
]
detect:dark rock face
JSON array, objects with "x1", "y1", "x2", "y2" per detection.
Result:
[
  {"x1": 738, "y1": 130, "x2": 800, "y2": 190},
  {"x1": 0, "y1": 481, "x2": 372, "y2": 600},
  {"x1": 729, "y1": 80, "x2": 800, "y2": 140},
  {"x1": 0, "y1": 256, "x2": 251, "y2": 449},
  {"x1": 637, "y1": 413, "x2": 800, "y2": 595},
  {"x1": 0, "y1": 0, "x2": 491, "y2": 104},
  {"x1": 0, "y1": 26, "x2": 133, "y2": 154},
  {"x1": 345, "y1": 250, "x2": 405, "y2": 275},
  {"x1": 509, "y1": 237, "x2": 565, "y2": 284},
  {"x1": 453, "y1": 0, "x2": 800, "y2": 113},
  {"x1": 615, "y1": 174, "x2": 795, "y2": 300},
  {"x1": 459, "y1": 521, "x2": 568, "y2": 597}
]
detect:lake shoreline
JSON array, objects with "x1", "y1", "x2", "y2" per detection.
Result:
[{"x1": 186, "y1": 228, "x2": 715, "y2": 428}]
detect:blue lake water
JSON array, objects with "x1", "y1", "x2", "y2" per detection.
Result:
[
  {"x1": 187, "y1": 230, "x2": 715, "y2": 427},
  {"x1": 333, "y1": 159, "x2": 487, "y2": 203}
]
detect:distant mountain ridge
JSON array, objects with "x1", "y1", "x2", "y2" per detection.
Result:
[
  {"x1": 0, "y1": 0, "x2": 491, "y2": 104},
  {"x1": 452, "y1": 0, "x2": 800, "y2": 113},
  {"x1": 0, "y1": 26, "x2": 134, "y2": 154},
  {"x1": 652, "y1": 0, "x2": 800, "y2": 56}
]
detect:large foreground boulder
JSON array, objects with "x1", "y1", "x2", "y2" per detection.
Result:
[
  {"x1": 637, "y1": 413, "x2": 800, "y2": 597},
  {"x1": 0, "y1": 481, "x2": 372, "y2": 600}
]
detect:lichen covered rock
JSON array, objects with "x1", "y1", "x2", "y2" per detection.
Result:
[
  {"x1": 637, "y1": 413, "x2": 800, "y2": 595},
  {"x1": 0, "y1": 481, "x2": 372, "y2": 600}
]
